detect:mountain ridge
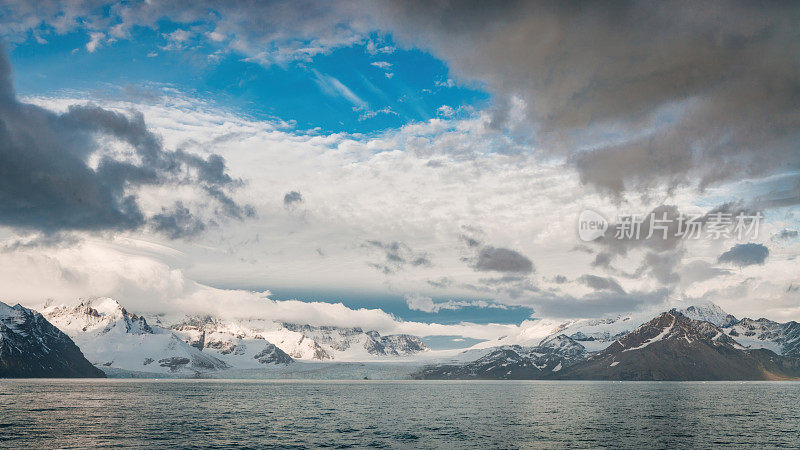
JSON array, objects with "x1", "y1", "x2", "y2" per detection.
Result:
[{"x1": 0, "y1": 301, "x2": 105, "y2": 378}]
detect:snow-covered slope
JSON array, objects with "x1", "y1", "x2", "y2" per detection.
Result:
[
  {"x1": 0, "y1": 301, "x2": 104, "y2": 378},
  {"x1": 727, "y1": 318, "x2": 800, "y2": 356},
  {"x1": 40, "y1": 298, "x2": 428, "y2": 376},
  {"x1": 413, "y1": 334, "x2": 587, "y2": 379},
  {"x1": 43, "y1": 298, "x2": 228, "y2": 375},
  {"x1": 561, "y1": 311, "x2": 800, "y2": 380},
  {"x1": 171, "y1": 316, "x2": 427, "y2": 362},
  {"x1": 472, "y1": 308, "x2": 662, "y2": 353},
  {"x1": 676, "y1": 303, "x2": 738, "y2": 327},
  {"x1": 472, "y1": 301, "x2": 791, "y2": 357}
]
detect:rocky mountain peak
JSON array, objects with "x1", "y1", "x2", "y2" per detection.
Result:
[
  {"x1": 43, "y1": 297, "x2": 153, "y2": 336},
  {"x1": 675, "y1": 302, "x2": 738, "y2": 327},
  {"x1": 0, "y1": 301, "x2": 105, "y2": 378}
]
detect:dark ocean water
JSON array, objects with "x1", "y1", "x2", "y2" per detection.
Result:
[{"x1": 1, "y1": 379, "x2": 798, "y2": 449}]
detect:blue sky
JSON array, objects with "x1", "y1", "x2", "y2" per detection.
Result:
[{"x1": 10, "y1": 26, "x2": 488, "y2": 134}]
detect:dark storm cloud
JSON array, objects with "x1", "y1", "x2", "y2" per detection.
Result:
[
  {"x1": 0, "y1": 49, "x2": 248, "y2": 237},
  {"x1": 459, "y1": 228, "x2": 534, "y2": 274},
  {"x1": 473, "y1": 246, "x2": 534, "y2": 274},
  {"x1": 377, "y1": 1, "x2": 800, "y2": 195},
  {"x1": 364, "y1": 240, "x2": 432, "y2": 274},
  {"x1": 0, "y1": 233, "x2": 80, "y2": 252},
  {"x1": 530, "y1": 288, "x2": 670, "y2": 319},
  {"x1": 283, "y1": 191, "x2": 303, "y2": 208},
  {"x1": 459, "y1": 275, "x2": 540, "y2": 300},
  {"x1": 578, "y1": 275, "x2": 625, "y2": 294},
  {"x1": 678, "y1": 260, "x2": 731, "y2": 285},
  {"x1": 642, "y1": 250, "x2": 683, "y2": 285},
  {"x1": 150, "y1": 202, "x2": 206, "y2": 239},
  {"x1": 717, "y1": 243, "x2": 769, "y2": 267}
]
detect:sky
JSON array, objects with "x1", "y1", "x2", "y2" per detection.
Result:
[{"x1": 0, "y1": 1, "x2": 798, "y2": 348}]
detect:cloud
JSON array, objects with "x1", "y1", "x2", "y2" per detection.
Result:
[
  {"x1": 85, "y1": 31, "x2": 108, "y2": 52},
  {"x1": 677, "y1": 260, "x2": 731, "y2": 286},
  {"x1": 365, "y1": 240, "x2": 431, "y2": 274},
  {"x1": 0, "y1": 49, "x2": 248, "y2": 237},
  {"x1": 404, "y1": 293, "x2": 507, "y2": 314},
  {"x1": 150, "y1": 202, "x2": 206, "y2": 239},
  {"x1": 578, "y1": 274, "x2": 625, "y2": 294},
  {"x1": 530, "y1": 288, "x2": 670, "y2": 319},
  {"x1": 459, "y1": 230, "x2": 534, "y2": 274},
  {"x1": 472, "y1": 246, "x2": 534, "y2": 274},
  {"x1": 0, "y1": 237, "x2": 527, "y2": 340},
  {"x1": 376, "y1": 1, "x2": 800, "y2": 195},
  {"x1": 16, "y1": 2, "x2": 797, "y2": 198},
  {"x1": 718, "y1": 243, "x2": 770, "y2": 267},
  {"x1": 774, "y1": 229, "x2": 798, "y2": 240},
  {"x1": 7, "y1": 1, "x2": 800, "y2": 200},
  {"x1": 426, "y1": 277, "x2": 453, "y2": 288},
  {"x1": 310, "y1": 69, "x2": 367, "y2": 109},
  {"x1": 283, "y1": 191, "x2": 304, "y2": 208}
]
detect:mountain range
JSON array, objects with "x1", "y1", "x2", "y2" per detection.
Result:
[
  {"x1": 2, "y1": 297, "x2": 800, "y2": 380},
  {"x1": 415, "y1": 307, "x2": 800, "y2": 381},
  {"x1": 34, "y1": 297, "x2": 427, "y2": 376}
]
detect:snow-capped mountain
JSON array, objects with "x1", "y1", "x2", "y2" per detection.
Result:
[
  {"x1": 171, "y1": 316, "x2": 427, "y2": 362},
  {"x1": 416, "y1": 303, "x2": 800, "y2": 381},
  {"x1": 413, "y1": 334, "x2": 586, "y2": 380},
  {"x1": 561, "y1": 311, "x2": 800, "y2": 380},
  {"x1": 677, "y1": 303, "x2": 738, "y2": 327},
  {"x1": 475, "y1": 301, "x2": 794, "y2": 357},
  {"x1": 38, "y1": 297, "x2": 427, "y2": 376},
  {"x1": 43, "y1": 298, "x2": 228, "y2": 375},
  {"x1": 0, "y1": 301, "x2": 104, "y2": 378},
  {"x1": 727, "y1": 318, "x2": 800, "y2": 357}
]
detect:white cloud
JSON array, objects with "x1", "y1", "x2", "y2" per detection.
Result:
[
  {"x1": 404, "y1": 294, "x2": 507, "y2": 313},
  {"x1": 9, "y1": 91, "x2": 800, "y2": 323},
  {"x1": 310, "y1": 69, "x2": 368, "y2": 109},
  {"x1": 437, "y1": 105, "x2": 455, "y2": 118},
  {"x1": 85, "y1": 32, "x2": 108, "y2": 52}
]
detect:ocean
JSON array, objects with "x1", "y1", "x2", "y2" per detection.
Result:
[{"x1": 1, "y1": 379, "x2": 798, "y2": 448}]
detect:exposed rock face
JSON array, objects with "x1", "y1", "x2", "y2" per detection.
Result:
[
  {"x1": 728, "y1": 317, "x2": 800, "y2": 357},
  {"x1": 159, "y1": 357, "x2": 191, "y2": 371},
  {"x1": 414, "y1": 309, "x2": 800, "y2": 381},
  {"x1": 253, "y1": 343, "x2": 293, "y2": 365},
  {"x1": 413, "y1": 334, "x2": 586, "y2": 380},
  {"x1": 0, "y1": 301, "x2": 105, "y2": 378},
  {"x1": 560, "y1": 312, "x2": 800, "y2": 381}
]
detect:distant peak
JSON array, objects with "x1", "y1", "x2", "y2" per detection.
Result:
[{"x1": 674, "y1": 302, "x2": 737, "y2": 327}]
